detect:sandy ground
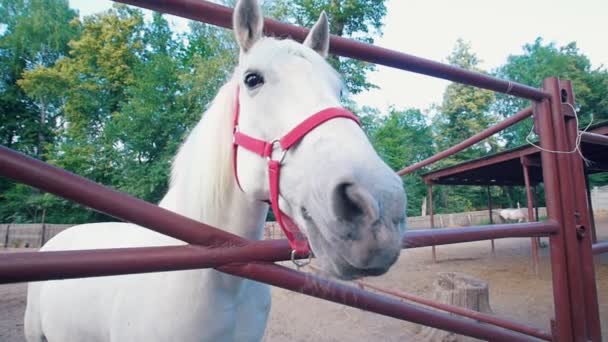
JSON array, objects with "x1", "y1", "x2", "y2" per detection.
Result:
[{"x1": 1, "y1": 219, "x2": 607, "y2": 342}]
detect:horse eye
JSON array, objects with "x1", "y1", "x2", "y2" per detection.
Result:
[{"x1": 244, "y1": 73, "x2": 264, "y2": 89}]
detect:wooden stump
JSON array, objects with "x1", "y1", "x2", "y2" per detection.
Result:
[{"x1": 415, "y1": 272, "x2": 493, "y2": 342}]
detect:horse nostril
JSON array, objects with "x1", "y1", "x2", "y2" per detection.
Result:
[{"x1": 332, "y1": 182, "x2": 378, "y2": 222}]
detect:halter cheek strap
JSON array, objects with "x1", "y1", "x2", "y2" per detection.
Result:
[{"x1": 232, "y1": 86, "x2": 361, "y2": 255}]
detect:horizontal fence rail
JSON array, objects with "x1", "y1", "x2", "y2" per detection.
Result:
[
  {"x1": 592, "y1": 241, "x2": 608, "y2": 255},
  {"x1": 580, "y1": 131, "x2": 608, "y2": 147},
  {"x1": 0, "y1": 221, "x2": 557, "y2": 284},
  {"x1": 0, "y1": 146, "x2": 282, "y2": 250},
  {"x1": 355, "y1": 278, "x2": 553, "y2": 341},
  {"x1": 220, "y1": 262, "x2": 540, "y2": 341},
  {"x1": 398, "y1": 107, "x2": 534, "y2": 175},
  {"x1": 0, "y1": 242, "x2": 292, "y2": 284},
  {"x1": 402, "y1": 221, "x2": 558, "y2": 248},
  {"x1": 114, "y1": 0, "x2": 549, "y2": 101}
]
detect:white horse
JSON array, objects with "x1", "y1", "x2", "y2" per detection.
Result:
[
  {"x1": 24, "y1": 1, "x2": 406, "y2": 341},
  {"x1": 499, "y1": 202, "x2": 526, "y2": 223}
]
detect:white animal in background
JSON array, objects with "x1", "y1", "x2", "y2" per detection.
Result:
[
  {"x1": 499, "y1": 202, "x2": 527, "y2": 223},
  {"x1": 23, "y1": 1, "x2": 406, "y2": 341}
]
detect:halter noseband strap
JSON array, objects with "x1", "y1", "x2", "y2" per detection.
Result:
[{"x1": 232, "y1": 86, "x2": 361, "y2": 255}]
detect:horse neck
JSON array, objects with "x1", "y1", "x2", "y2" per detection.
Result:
[{"x1": 160, "y1": 183, "x2": 268, "y2": 241}]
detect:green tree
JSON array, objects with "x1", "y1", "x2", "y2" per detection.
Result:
[
  {"x1": 268, "y1": 0, "x2": 387, "y2": 95},
  {"x1": 431, "y1": 40, "x2": 497, "y2": 213},
  {"x1": 494, "y1": 37, "x2": 608, "y2": 147},
  {"x1": 433, "y1": 39, "x2": 497, "y2": 164},
  {"x1": 12, "y1": 5, "x2": 239, "y2": 223},
  {"x1": 370, "y1": 108, "x2": 434, "y2": 216},
  {"x1": 13, "y1": 4, "x2": 146, "y2": 222},
  {"x1": 1, "y1": 0, "x2": 79, "y2": 158},
  {"x1": 0, "y1": 0, "x2": 79, "y2": 223}
]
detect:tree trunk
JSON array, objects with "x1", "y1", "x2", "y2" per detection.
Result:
[
  {"x1": 415, "y1": 272, "x2": 493, "y2": 342},
  {"x1": 40, "y1": 208, "x2": 47, "y2": 247},
  {"x1": 37, "y1": 101, "x2": 47, "y2": 160}
]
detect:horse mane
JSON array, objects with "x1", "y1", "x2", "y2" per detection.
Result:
[{"x1": 159, "y1": 75, "x2": 238, "y2": 223}]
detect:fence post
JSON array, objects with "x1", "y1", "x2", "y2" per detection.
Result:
[
  {"x1": 560, "y1": 80, "x2": 602, "y2": 341},
  {"x1": 427, "y1": 182, "x2": 437, "y2": 263},
  {"x1": 521, "y1": 157, "x2": 539, "y2": 276},
  {"x1": 535, "y1": 77, "x2": 591, "y2": 341},
  {"x1": 3, "y1": 224, "x2": 9, "y2": 248}
]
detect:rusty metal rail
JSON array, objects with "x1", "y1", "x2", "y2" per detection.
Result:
[
  {"x1": 114, "y1": 0, "x2": 548, "y2": 101},
  {"x1": 592, "y1": 241, "x2": 608, "y2": 255},
  {"x1": 581, "y1": 131, "x2": 608, "y2": 147},
  {"x1": 355, "y1": 279, "x2": 553, "y2": 341},
  {"x1": 0, "y1": 242, "x2": 290, "y2": 284},
  {"x1": 398, "y1": 106, "x2": 533, "y2": 175},
  {"x1": 402, "y1": 221, "x2": 558, "y2": 248}
]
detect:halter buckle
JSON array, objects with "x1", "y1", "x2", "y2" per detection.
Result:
[
  {"x1": 291, "y1": 249, "x2": 312, "y2": 270},
  {"x1": 267, "y1": 139, "x2": 287, "y2": 164},
  {"x1": 232, "y1": 126, "x2": 239, "y2": 144}
]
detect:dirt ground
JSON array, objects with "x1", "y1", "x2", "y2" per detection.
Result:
[{"x1": 2, "y1": 218, "x2": 607, "y2": 342}]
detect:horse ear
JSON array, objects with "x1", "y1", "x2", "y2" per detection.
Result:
[
  {"x1": 233, "y1": 0, "x2": 264, "y2": 53},
  {"x1": 304, "y1": 11, "x2": 330, "y2": 58}
]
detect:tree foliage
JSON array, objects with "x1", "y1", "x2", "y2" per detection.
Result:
[
  {"x1": 494, "y1": 38, "x2": 608, "y2": 147},
  {"x1": 433, "y1": 39, "x2": 497, "y2": 165},
  {"x1": 1, "y1": 2, "x2": 606, "y2": 224},
  {"x1": 368, "y1": 108, "x2": 433, "y2": 216},
  {"x1": 269, "y1": 0, "x2": 387, "y2": 95},
  {"x1": 1, "y1": 4, "x2": 235, "y2": 222}
]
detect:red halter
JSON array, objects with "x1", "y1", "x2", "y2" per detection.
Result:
[{"x1": 232, "y1": 86, "x2": 361, "y2": 255}]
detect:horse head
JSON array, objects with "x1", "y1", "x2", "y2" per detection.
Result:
[{"x1": 231, "y1": 0, "x2": 406, "y2": 280}]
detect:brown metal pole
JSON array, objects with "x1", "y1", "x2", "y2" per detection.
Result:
[
  {"x1": 560, "y1": 80, "x2": 602, "y2": 341},
  {"x1": 534, "y1": 185, "x2": 540, "y2": 221},
  {"x1": 356, "y1": 279, "x2": 553, "y2": 341},
  {"x1": 0, "y1": 241, "x2": 292, "y2": 284},
  {"x1": 592, "y1": 242, "x2": 608, "y2": 255},
  {"x1": 428, "y1": 183, "x2": 437, "y2": 262},
  {"x1": 0, "y1": 221, "x2": 559, "y2": 284},
  {"x1": 584, "y1": 172, "x2": 598, "y2": 243},
  {"x1": 3, "y1": 223, "x2": 10, "y2": 248},
  {"x1": 522, "y1": 158, "x2": 539, "y2": 276},
  {"x1": 536, "y1": 77, "x2": 587, "y2": 341},
  {"x1": 221, "y1": 263, "x2": 540, "y2": 342},
  {"x1": 535, "y1": 90, "x2": 575, "y2": 342},
  {"x1": 114, "y1": 0, "x2": 549, "y2": 101},
  {"x1": 487, "y1": 185, "x2": 494, "y2": 224},
  {"x1": 487, "y1": 185, "x2": 496, "y2": 256},
  {"x1": 579, "y1": 131, "x2": 608, "y2": 146},
  {"x1": 399, "y1": 107, "x2": 534, "y2": 175},
  {"x1": 402, "y1": 221, "x2": 558, "y2": 248}
]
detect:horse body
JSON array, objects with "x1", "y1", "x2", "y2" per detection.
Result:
[
  {"x1": 25, "y1": 81, "x2": 272, "y2": 342},
  {"x1": 24, "y1": 1, "x2": 407, "y2": 341}
]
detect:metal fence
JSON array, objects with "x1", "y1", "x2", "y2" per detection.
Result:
[{"x1": 1, "y1": 0, "x2": 606, "y2": 340}]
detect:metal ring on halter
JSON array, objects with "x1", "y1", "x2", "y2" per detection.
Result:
[
  {"x1": 232, "y1": 126, "x2": 239, "y2": 143},
  {"x1": 267, "y1": 139, "x2": 287, "y2": 164},
  {"x1": 291, "y1": 249, "x2": 312, "y2": 269}
]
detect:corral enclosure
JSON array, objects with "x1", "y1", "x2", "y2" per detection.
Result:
[{"x1": 0, "y1": 0, "x2": 606, "y2": 340}]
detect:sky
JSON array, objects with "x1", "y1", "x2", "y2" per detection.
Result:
[{"x1": 69, "y1": 0, "x2": 608, "y2": 112}]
